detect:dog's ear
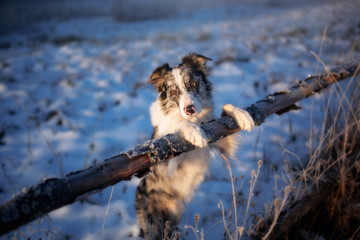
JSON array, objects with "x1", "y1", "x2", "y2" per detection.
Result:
[
  {"x1": 148, "y1": 63, "x2": 171, "y2": 92},
  {"x1": 181, "y1": 53, "x2": 212, "y2": 75}
]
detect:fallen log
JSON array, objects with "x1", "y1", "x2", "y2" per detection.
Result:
[{"x1": 0, "y1": 62, "x2": 359, "y2": 235}]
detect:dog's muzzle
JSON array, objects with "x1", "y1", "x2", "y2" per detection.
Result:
[{"x1": 184, "y1": 104, "x2": 196, "y2": 116}]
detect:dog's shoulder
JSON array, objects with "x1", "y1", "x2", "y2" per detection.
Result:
[{"x1": 149, "y1": 99, "x2": 182, "y2": 137}]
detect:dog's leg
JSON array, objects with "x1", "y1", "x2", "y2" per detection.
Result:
[
  {"x1": 177, "y1": 121, "x2": 208, "y2": 148},
  {"x1": 136, "y1": 176, "x2": 184, "y2": 239},
  {"x1": 214, "y1": 104, "x2": 255, "y2": 157},
  {"x1": 135, "y1": 179, "x2": 151, "y2": 238},
  {"x1": 222, "y1": 104, "x2": 255, "y2": 132}
]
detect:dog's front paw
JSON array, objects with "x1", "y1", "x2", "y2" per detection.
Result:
[
  {"x1": 178, "y1": 122, "x2": 208, "y2": 148},
  {"x1": 222, "y1": 104, "x2": 255, "y2": 132}
]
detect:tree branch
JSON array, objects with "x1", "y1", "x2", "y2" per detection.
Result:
[{"x1": 0, "y1": 62, "x2": 359, "y2": 235}]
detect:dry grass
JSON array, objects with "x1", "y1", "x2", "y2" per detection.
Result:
[
  {"x1": 299, "y1": 77, "x2": 360, "y2": 239},
  {"x1": 184, "y1": 155, "x2": 263, "y2": 240},
  {"x1": 251, "y1": 68, "x2": 360, "y2": 239},
  {"x1": 219, "y1": 155, "x2": 262, "y2": 240}
]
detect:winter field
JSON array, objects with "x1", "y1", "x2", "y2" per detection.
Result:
[{"x1": 1, "y1": 0, "x2": 360, "y2": 239}]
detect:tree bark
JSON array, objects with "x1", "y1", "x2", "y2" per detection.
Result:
[{"x1": 0, "y1": 63, "x2": 359, "y2": 235}]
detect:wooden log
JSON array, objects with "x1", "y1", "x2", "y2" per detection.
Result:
[{"x1": 0, "y1": 62, "x2": 359, "y2": 235}]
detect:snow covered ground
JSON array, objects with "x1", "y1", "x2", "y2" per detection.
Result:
[{"x1": 1, "y1": 0, "x2": 359, "y2": 239}]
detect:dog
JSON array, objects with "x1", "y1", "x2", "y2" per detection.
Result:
[{"x1": 135, "y1": 53, "x2": 254, "y2": 239}]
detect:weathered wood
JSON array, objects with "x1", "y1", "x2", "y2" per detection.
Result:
[{"x1": 0, "y1": 62, "x2": 359, "y2": 235}]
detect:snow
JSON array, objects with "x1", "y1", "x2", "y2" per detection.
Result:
[{"x1": 1, "y1": 0, "x2": 359, "y2": 239}]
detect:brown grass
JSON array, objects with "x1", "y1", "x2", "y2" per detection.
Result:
[{"x1": 251, "y1": 70, "x2": 360, "y2": 239}]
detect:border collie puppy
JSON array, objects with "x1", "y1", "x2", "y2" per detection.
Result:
[{"x1": 135, "y1": 53, "x2": 254, "y2": 239}]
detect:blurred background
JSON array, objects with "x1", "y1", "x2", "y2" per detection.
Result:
[
  {"x1": 0, "y1": 0, "x2": 359, "y2": 239},
  {"x1": 0, "y1": 0, "x2": 339, "y2": 34}
]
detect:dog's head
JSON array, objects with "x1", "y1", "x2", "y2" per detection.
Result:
[{"x1": 148, "y1": 53, "x2": 213, "y2": 119}]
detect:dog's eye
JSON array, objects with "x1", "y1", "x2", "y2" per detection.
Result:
[
  {"x1": 170, "y1": 90, "x2": 177, "y2": 95},
  {"x1": 191, "y1": 81, "x2": 197, "y2": 87}
]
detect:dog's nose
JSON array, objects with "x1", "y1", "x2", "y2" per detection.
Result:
[{"x1": 184, "y1": 104, "x2": 196, "y2": 115}]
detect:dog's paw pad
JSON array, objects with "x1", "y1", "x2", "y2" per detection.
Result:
[
  {"x1": 179, "y1": 123, "x2": 208, "y2": 148},
  {"x1": 222, "y1": 104, "x2": 255, "y2": 132}
]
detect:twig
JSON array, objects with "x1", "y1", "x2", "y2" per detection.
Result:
[
  {"x1": 37, "y1": 126, "x2": 64, "y2": 177},
  {"x1": 83, "y1": 112, "x2": 103, "y2": 168},
  {"x1": 221, "y1": 154, "x2": 238, "y2": 239},
  {"x1": 243, "y1": 161, "x2": 262, "y2": 226},
  {"x1": 100, "y1": 185, "x2": 115, "y2": 240},
  {"x1": 262, "y1": 186, "x2": 291, "y2": 240},
  {"x1": 218, "y1": 200, "x2": 232, "y2": 240}
]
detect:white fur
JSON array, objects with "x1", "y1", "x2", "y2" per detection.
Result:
[
  {"x1": 172, "y1": 68, "x2": 184, "y2": 89},
  {"x1": 178, "y1": 121, "x2": 208, "y2": 147},
  {"x1": 179, "y1": 92, "x2": 202, "y2": 119},
  {"x1": 172, "y1": 68, "x2": 202, "y2": 119},
  {"x1": 222, "y1": 104, "x2": 255, "y2": 132},
  {"x1": 150, "y1": 99, "x2": 208, "y2": 148}
]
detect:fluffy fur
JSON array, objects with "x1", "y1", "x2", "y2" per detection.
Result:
[{"x1": 135, "y1": 53, "x2": 254, "y2": 239}]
